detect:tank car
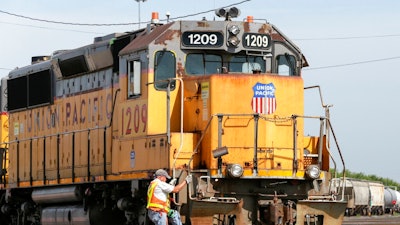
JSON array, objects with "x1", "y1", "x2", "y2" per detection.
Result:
[
  {"x1": 384, "y1": 187, "x2": 400, "y2": 214},
  {"x1": 0, "y1": 8, "x2": 347, "y2": 225},
  {"x1": 396, "y1": 189, "x2": 400, "y2": 212},
  {"x1": 384, "y1": 187, "x2": 397, "y2": 214}
]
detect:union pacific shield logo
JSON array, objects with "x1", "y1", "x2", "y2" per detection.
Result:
[{"x1": 251, "y1": 82, "x2": 276, "y2": 114}]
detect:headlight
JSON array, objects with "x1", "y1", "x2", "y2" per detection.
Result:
[
  {"x1": 228, "y1": 25, "x2": 240, "y2": 35},
  {"x1": 227, "y1": 36, "x2": 240, "y2": 47},
  {"x1": 306, "y1": 165, "x2": 321, "y2": 179},
  {"x1": 227, "y1": 164, "x2": 243, "y2": 178}
]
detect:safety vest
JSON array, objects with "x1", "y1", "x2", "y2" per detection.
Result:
[{"x1": 146, "y1": 179, "x2": 170, "y2": 213}]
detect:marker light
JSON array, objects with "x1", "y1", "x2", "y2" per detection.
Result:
[
  {"x1": 151, "y1": 12, "x2": 159, "y2": 24},
  {"x1": 227, "y1": 164, "x2": 243, "y2": 178},
  {"x1": 305, "y1": 165, "x2": 321, "y2": 179},
  {"x1": 247, "y1": 16, "x2": 254, "y2": 23}
]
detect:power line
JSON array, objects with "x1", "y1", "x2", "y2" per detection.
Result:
[
  {"x1": 2, "y1": 56, "x2": 400, "y2": 72},
  {"x1": 2, "y1": 1, "x2": 400, "y2": 42},
  {"x1": 166, "y1": 0, "x2": 250, "y2": 21},
  {"x1": 1, "y1": 0, "x2": 399, "y2": 72},
  {"x1": 0, "y1": 9, "x2": 136, "y2": 26},
  {"x1": 0, "y1": 21, "x2": 105, "y2": 34},
  {"x1": 0, "y1": 0, "x2": 250, "y2": 26},
  {"x1": 295, "y1": 34, "x2": 400, "y2": 41},
  {"x1": 304, "y1": 56, "x2": 400, "y2": 71},
  {"x1": 0, "y1": 67, "x2": 13, "y2": 71}
]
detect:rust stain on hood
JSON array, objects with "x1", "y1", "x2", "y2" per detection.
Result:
[{"x1": 119, "y1": 23, "x2": 174, "y2": 55}]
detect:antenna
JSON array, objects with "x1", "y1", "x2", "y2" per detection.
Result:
[{"x1": 135, "y1": 0, "x2": 147, "y2": 29}]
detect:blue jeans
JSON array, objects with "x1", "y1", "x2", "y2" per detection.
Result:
[
  {"x1": 167, "y1": 209, "x2": 183, "y2": 225},
  {"x1": 148, "y1": 209, "x2": 182, "y2": 225}
]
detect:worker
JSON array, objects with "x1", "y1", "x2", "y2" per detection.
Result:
[{"x1": 147, "y1": 169, "x2": 192, "y2": 225}]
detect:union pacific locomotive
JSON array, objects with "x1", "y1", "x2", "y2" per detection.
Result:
[{"x1": 0, "y1": 8, "x2": 347, "y2": 225}]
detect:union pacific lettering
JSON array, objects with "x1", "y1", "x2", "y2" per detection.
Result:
[
  {"x1": 27, "y1": 105, "x2": 60, "y2": 133},
  {"x1": 26, "y1": 93, "x2": 113, "y2": 133},
  {"x1": 65, "y1": 94, "x2": 112, "y2": 126}
]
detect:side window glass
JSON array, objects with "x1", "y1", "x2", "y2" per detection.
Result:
[
  {"x1": 277, "y1": 54, "x2": 297, "y2": 76},
  {"x1": 128, "y1": 60, "x2": 141, "y2": 98},
  {"x1": 155, "y1": 51, "x2": 176, "y2": 90}
]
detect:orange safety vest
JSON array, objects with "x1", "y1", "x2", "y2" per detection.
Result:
[{"x1": 146, "y1": 179, "x2": 170, "y2": 213}]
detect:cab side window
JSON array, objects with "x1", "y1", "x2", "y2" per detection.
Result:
[
  {"x1": 128, "y1": 60, "x2": 141, "y2": 98},
  {"x1": 154, "y1": 51, "x2": 176, "y2": 90},
  {"x1": 276, "y1": 53, "x2": 297, "y2": 76}
]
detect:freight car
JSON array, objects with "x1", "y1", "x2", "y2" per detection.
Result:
[
  {"x1": 384, "y1": 187, "x2": 400, "y2": 214},
  {"x1": 0, "y1": 8, "x2": 347, "y2": 225},
  {"x1": 331, "y1": 178, "x2": 385, "y2": 216}
]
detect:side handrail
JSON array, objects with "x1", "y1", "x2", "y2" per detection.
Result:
[{"x1": 326, "y1": 118, "x2": 346, "y2": 201}]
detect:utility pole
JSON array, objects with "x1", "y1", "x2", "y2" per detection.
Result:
[{"x1": 135, "y1": 0, "x2": 147, "y2": 29}]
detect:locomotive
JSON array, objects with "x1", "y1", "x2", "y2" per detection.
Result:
[{"x1": 0, "y1": 7, "x2": 347, "y2": 225}]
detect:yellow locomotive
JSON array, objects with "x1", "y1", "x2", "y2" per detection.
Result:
[{"x1": 0, "y1": 8, "x2": 347, "y2": 225}]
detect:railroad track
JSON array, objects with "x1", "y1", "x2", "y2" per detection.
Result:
[{"x1": 342, "y1": 215, "x2": 400, "y2": 225}]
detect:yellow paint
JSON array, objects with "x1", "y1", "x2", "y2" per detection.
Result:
[
  {"x1": 118, "y1": 99, "x2": 148, "y2": 137},
  {"x1": 178, "y1": 74, "x2": 328, "y2": 179},
  {"x1": 169, "y1": 132, "x2": 200, "y2": 169},
  {"x1": 3, "y1": 66, "x2": 328, "y2": 188},
  {"x1": 7, "y1": 88, "x2": 114, "y2": 184}
]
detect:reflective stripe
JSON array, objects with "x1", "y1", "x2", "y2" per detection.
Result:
[{"x1": 146, "y1": 179, "x2": 170, "y2": 213}]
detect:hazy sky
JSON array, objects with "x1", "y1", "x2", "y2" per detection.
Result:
[{"x1": 1, "y1": 0, "x2": 400, "y2": 182}]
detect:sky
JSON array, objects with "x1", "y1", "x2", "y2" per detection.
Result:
[{"x1": 1, "y1": 0, "x2": 400, "y2": 182}]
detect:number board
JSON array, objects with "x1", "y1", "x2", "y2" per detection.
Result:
[
  {"x1": 182, "y1": 31, "x2": 224, "y2": 47},
  {"x1": 243, "y1": 33, "x2": 271, "y2": 49}
]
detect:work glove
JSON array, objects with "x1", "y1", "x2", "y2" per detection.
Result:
[
  {"x1": 185, "y1": 175, "x2": 192, "y2": 184},
  {"x1": 169, "y1": 178, "x2": 177, "y2": 186}
]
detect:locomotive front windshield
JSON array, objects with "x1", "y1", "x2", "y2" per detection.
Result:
[
  {"x1": 184, "y1": 53, "x2": 267, "y2": 75},
  {"x1": 185, "y1": 53, "x2": 222, "y2": 75},
  {"x1": 179, "y1": 20, "x2": 302, "y2": 77},
  {"x1": 229, "y1": 55, "x2": 265, "y2": 73}
]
